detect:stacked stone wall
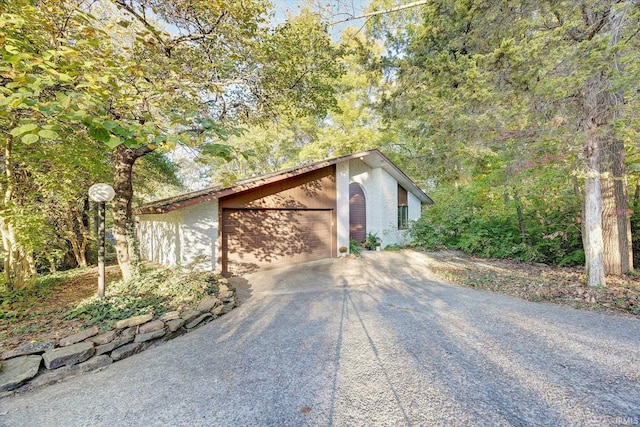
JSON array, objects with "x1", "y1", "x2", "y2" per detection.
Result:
[{"x1": 0, "y1": 283, "x2": 237, "y2": 396}]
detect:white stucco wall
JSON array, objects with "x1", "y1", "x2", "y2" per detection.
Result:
[
  {"x1": 349, "y1": 159, "x2": 402, "y2": 246},
  {"x1": 178, "y1": 201, "x2": 218, "y2": 271},
  {"x1": 336, "y1": 161, "x2": 350, "y2": 251},
  {"x1": 137, "y1": 200, "x2": 218, "y2": 271},
  {"x1": 408, "y1": 192, "x2": 422, "y2": 222},
  {"x1": 137, "y1": 211, "x2": 181, "y2": 268},
  {"x1": 346, "y1": 159, "x2": 427, "y2": 247},
  {"x1": 373, "y1": 167, "x2": 402, "y2": 246}
]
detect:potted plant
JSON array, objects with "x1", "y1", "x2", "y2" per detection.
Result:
[
  {"x1": 339, "y1": 246, "x2": 348, "y2": 257},
  {"x1": 363, "y1": 232, "x2": 382, "y2": 251}
]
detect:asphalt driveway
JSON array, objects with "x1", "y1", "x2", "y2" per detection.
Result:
[{"x1": 2, "y1": 251, "x2": 640, "y2": 426}]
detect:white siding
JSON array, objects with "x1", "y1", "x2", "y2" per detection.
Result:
[
  {"x1": 408, "y1": 191, "x2": 422, "y2": 222},
  {"x1": 137, "y1": 200, "x2": 219, "y2": 271},
  {"x1": 373, "y1": 167, "x2": 401, "y2": 246}
]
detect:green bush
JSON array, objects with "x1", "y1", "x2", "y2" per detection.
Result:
[
  {"x1": 409, "y1": 218, "x2": 445, "y2": 250},
  {"x1": 409, "y1": 182, "x2": 584, "y2": 266},
  {"x1": 65, "y1": 295, "x2": 168, "y2": 327},
  {"x1": 384, "y1": 244, "x2": 403, "y2": 251},
  {"x1": 349, "y1": 237, "x2": 361, "y2": 255},
  {"x1": 65, "y1": 268, "x2": 222, "y2": 326}
]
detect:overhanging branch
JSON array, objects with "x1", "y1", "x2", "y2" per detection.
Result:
[{"x1": 330, "y1": 0, "x2": 429, "y2": 26}]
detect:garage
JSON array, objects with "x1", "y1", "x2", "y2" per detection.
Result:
[
  {"x1": 221, "y1": 208, "x2": 333, "y2": 275},
  {"x1": 136, "y1": 149, "x2": 433, "y2": 275}
]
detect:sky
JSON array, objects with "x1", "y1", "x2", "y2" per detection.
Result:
[
  {"x1": 272, "y1": 0, "x2": 371, "y2": 39},
  {"x1": 273, "y1": 0, "x2": 369, "y2": 20}
]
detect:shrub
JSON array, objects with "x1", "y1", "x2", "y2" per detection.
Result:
[
  {"x1": 384, "y1": 244, "x2": 403, "y2": 251},
  {"x1": 408, "y1": 182, "x2": 584, "y2": 266},
  {"x1": 409, "y1": 217, "x2": 446, "y2": 250},
  {"x1": 65, "y1": 267, "x2": 222, "y2": 326},
  {"x1": 349, "y1": 238, "x2": 361, "y2": 255}
]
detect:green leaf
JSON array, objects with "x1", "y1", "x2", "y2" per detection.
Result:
[
  {"x1": 105, "y1": 136, "x2": 122, "y2": 149},
  {"x1": 123, "y1": 138, "x2": 140, "y2": 148},
  {"x1": 42, "y1": 124, "x2": 62, "y2": 131},
  {"x1": 56, "y1": 92, "x2": 70, "y2": 108},
  {"x1": 21, "y1": 134, "x2": 39, "y2": 144},
  {"x1": 628, "y1": 163, "x2": 640, "y2": 173},
  {"x1": 102, "y1": 120, "x2": 118, "y2": 130},
  {"x1": 201, "y1": 143, "x2": 233, "y2": 161},
  {"x1": 200, "y1": 118, "x2": 215, "y2": 130},
  {"x1": 37, "y1": 129, "x2": 59, "y2": 139},
  {"x1": 10, "y1": 123, "x2": 38, "y2": 136},
  {"x1": 240, "y1": 149, "x2": 255, "y2": 160},
  {"x1": 89, "y1": 126, "x2": 111, "y2": 143}
]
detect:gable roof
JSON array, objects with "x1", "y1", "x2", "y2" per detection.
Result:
[{"x1": 134, "y1": 149, "x2": 433, "y2": 215}]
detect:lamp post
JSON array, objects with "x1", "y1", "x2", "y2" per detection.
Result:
[{"x1": 88, "y1": 183, "x2": 115, "y2": 299}]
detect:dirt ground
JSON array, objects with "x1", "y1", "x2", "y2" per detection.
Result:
[
  {"x1": 0, "y1": 265, "x2": 121, "y2": 354},
  {"x1": 1, "y1": 251, "x2": 638, "y2": 355}
]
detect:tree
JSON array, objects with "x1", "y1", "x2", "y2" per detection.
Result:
[
  {"x1": 2, "y1": 0, "x2": 343, "y2": 284},
  {"x1": 200, "y1": 26, "x2": 388, "y2": 181},
  {"x1": 87, "y1": 1, "x2": 344, "y2": 280},
  {"x1": 300, "y1": 29, "x2": 388, "y2": 160},
  {"x1": 375, "y1": 0, "x2": 640, "y2": 286},
  {"x1": 0, "y1": 0, "x2": 119, "y2": 288}
]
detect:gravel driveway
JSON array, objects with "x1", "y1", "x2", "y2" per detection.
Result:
[{"x1": 2, "y1": 250, "x2": 640, "y2": 426}]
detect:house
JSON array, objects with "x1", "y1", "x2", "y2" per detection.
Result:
[{"x1": 134, "y1": 149, "x2": 433, "y2": 276}]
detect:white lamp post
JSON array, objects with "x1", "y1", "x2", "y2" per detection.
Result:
[{"x1": 88, "y1": 183, "x2": 115, "y2": 299}]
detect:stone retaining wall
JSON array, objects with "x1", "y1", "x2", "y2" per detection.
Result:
[{"x1": 0, "y1": 282, "x2": 237, "y2": 396}]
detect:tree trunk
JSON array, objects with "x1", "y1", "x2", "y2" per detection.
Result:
[
  {"x1": 112, "y1": 144, "x2": 153, "y2": 281},
  {"x1": 64, "y1": 205, "x2": 87, "y2": 268},
  {"x1": 82, "y1": 196, "x2": 90, "y2": 265},
  {"x1": 0, "y1": 135, "x2": 36, "y2": 290},
  {"x1": 583, "y1": 141, "x2": 605, "y2": 287},
  {"x1": 601, "y1": 136, "x2": 633, "y2": 275},
  {"x1": 47, "y1": 256, "x2": 57, "y2": 273},
  {"x1": 73, "y1": 204, "x2": 89, "y2": 268},
  {"x1": 581, "y1": 75, "x2": 610, "y2": 287},
  {"x1": 573, "y1": 173, "x2": 588, "y2": 257}
]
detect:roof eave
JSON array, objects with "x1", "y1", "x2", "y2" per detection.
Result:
[{"x1": 134, "y1": 149, "x2": 434, "y2": 215}]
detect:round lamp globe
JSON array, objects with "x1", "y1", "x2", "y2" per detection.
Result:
[{"x1": 88, "y1": 183, "x2": 116, "y2": 202}]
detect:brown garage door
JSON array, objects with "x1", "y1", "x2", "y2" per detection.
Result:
[{"x1": 222, "y1": 208, "x2": 333, "y2": 275}]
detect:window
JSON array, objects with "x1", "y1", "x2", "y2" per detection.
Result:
[
  {"x1": 398, "y1": 205, "x2": 409, "y2": 230},
  {"x1": 398, "y1": 185, "x2": 409, "y2": 230}
]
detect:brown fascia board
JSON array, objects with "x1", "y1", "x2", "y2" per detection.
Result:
[{"x1": 134, "y1": 149, "x2": 433, "y2": 215}]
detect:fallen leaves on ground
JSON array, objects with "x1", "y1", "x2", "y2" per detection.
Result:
[
  {"x1": 423, "y1": 250, "x2": 640, "y2": 316},
  {"x1": 0, "y1": 265, "x2": 122, "y2": 355}
]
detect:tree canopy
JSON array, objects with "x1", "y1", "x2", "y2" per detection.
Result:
[
  {"x1": 0, "y1": 0, "x2": 344, "y2": 286},
  {"x1": 2, "y1": 0, "x2": 639, "y2": 290},
  {"x1": 368, "y1": 0, "x2": 640, "y2": 286}
]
